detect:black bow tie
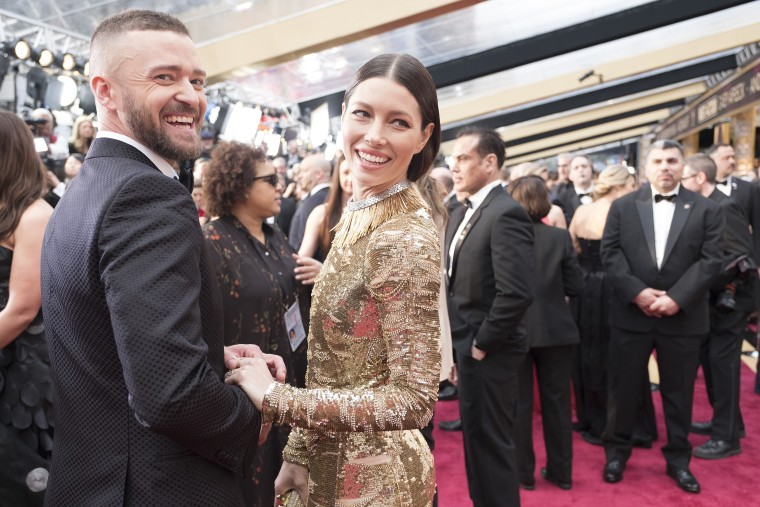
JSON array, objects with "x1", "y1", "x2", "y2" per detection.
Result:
[
  {"x1": 578, "y1": 192, "x2": 591, "y2": 199},
  {"x1": 463, "y1": 198, "x2": 473, "y2": 209},
  {"x1": 654, "y1": 194, "x2": 677, "y2": 203},
  {"x1": 716, "y1": 179, "x2": 728, "y2": 185}
]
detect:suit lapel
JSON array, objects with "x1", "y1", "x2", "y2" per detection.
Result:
[
  {"x1": 662, "y1": 189, "x2": 694, "y2": 266},
  {"x1": 635, "y1": 187, "x2": 657, "y2": 268},
  {"x1": 445, "y1": 205, "x2": 465, "y2": 270},
  {"x1": 451, "y1": 186, "x2": 502, "y2": 270}
]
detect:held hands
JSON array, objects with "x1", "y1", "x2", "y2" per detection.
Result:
[
  {"x1": 274, "y1": 461, "x2": 309, "y2": 506},
  {"x1": 648, "y1": 294, "x2": 680, "y2": 316},
  {"x1": 224, "y1": 357, "x2": 275, "y2": 411},
  {"x1": 224, "y1": 344, "x2": 287, "y2": 382},
  {"x1": 292, "y1": 254, "x2": 323, "y2": 285}
]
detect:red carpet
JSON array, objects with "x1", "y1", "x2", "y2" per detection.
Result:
[{"x1": 433, "y1": 361, "x2": 759, "y2": 506}]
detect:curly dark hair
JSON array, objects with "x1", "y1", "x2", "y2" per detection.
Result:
[{"x1": 203, "y1": 141, "x2": 268, "y2": 217}]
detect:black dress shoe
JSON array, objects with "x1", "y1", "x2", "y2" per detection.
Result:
[
  {"x1": 632, "y1": 437, "x2": 653, "y2": 449},
  {"x1": 541, "y1": 468, "x2": 571, "y2": 490},
  {"x1": 438, "y1": 419, "x2": 462, "y2": 431},
  {"x1": 519, "y1": 481, "x2": 535, "y2": 491},
  {"x1": 666, "y1": 465, "x2": 700, "y2": 494},
  {"x1": 690, "y1": 420, "x2": 712, "y2": 435},
  {"x1": 693, "y1": 439, "x2": 742, "y2": 460},
  {"x1": 602, "y1": 460, "x2": 624, "y2": 483},
  {"x1": 437, "y1": 384, "x2": 458, "y2": 401}
]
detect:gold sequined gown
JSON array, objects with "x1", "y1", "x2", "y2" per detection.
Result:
[{"x1": 263, "y1": 184, "x2": 441, "y2": 507}]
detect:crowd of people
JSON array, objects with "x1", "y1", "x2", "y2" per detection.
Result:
[{"x1": 1, "y1": 7, "x2": 759, "y2": 507}]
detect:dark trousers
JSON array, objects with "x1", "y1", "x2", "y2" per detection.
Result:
[
  {"x1": 458, "y1": 350, "x2": 524, "y2": 507},
  {"x1": 700, "y1": 306, "x2": 749, "y2": 442},
  {"x1": 603, "y1": 328, "x2": 700, "y2": 469},
  {"x1": 515, "y1": 345, "x2": 574, "y2": 485}
]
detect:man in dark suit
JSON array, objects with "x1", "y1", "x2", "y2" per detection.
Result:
[
  {"x1": 708, "y1": 143, "x2": 760, "y2": 261},
  {"x1": 288, "y1": 154, "x2": 331, "y2": 251},
  {"x1": 446, "y1": 127, "x2": 534, "y2": 506},
  {"x1": 552, "y1": 154, "x2": 594, "y2": 225},
  {"x1": 40, "y1": 10, "x2": 283, "y2": 506},
  {"x1": 601, "y1": 140, "x2": 724, "y2": 494},
  {"x1": 681, "y1": 154, "x2": 757, "y2": 459}
]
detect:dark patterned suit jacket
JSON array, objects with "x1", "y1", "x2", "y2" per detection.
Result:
[{"x1": 41, "y1": 138, "x2": 260, "y2": 506}]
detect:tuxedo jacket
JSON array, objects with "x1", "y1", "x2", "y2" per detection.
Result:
[
  {"x1": 41, "y1": 139, "x2": 260, "y2": 506},
  {"x1": 722, "y1": 176, "x2": 760, "y2": 261},
  {"x1": 552, "y1": 184, "x2": 582, "y2": 225},
  {"x1": 445, "y1": 185, "x2": 534, "y2": 357},
  {"x1": 524, "y1": 222, "x2": 584, "y2": 348},
  {"x1": 708, "y1": 189, "x2": 759, "y2": 311},
  {"x1": 288, "y1": 186, "x2": 329, "y2": 250},
  {"x1": 601, "y1": 185, "x2": 724, "y2": 335}
]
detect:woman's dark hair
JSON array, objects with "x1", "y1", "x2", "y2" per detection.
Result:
[
  {"x1": 509, "y1": 175, "x2": 552, "y2": 221},
  {"x1": 319, "y1": 153, "x2": 346, "y2": 256},
  {"x1": 343, "y1": 53, "x2": 441, "y2": 182},
  {"x1": 0, "y1": 110, "x2": 47, "y2": 243},
  {"x1": 203, "y1": 141, "x2": 268, "y2": 217}
]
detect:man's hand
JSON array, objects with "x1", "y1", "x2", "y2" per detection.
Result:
[
  {"x1": 224, "y1": 344, "x2": 286, "y2": 382},
  {"x1": 632, "y1": 288, "x2": 666, "y2": 317},
  {"x1": 471, "y1": 344, "x2": 486, "y2": 361},
  {"x1": 649, "y1": 294, "x2": 680, "y2": 317}
]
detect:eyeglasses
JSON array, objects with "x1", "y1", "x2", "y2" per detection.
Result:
[
  {"x1": 252, "y1": 173, "x2": 278, "y2": 187},
  {"x1": 681, "y1": 174, "x2": 697, "y2": 180}
]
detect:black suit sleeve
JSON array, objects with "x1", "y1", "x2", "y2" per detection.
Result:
[
  {"x1": 474, "y1": 204, "x2": 534, "y2": 353},
  {"x1": 601, "y1": 199, "x2": 648, "y2": 304},
  {"x1": 667, "y1": 201, "x2": 725, "y2": 312},
  {"x1": 561, "y1": 230, "x2": 585, "y2": 298},
  {"x1": 713, "y1": 198, "x2": 753, "y2": 288},
  {"x1": 99, "y1": 173, "x2": 259, "y2": 473},
  {"x1": 746, "y1": 183, "x2": 760, "y2": 261}
]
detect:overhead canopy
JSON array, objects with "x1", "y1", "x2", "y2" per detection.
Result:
[{"x1": 1, "y1": 0, "x2": 757, "y2": 162}]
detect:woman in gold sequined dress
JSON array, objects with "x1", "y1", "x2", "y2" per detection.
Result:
[{"x1": 225, "y1": 54, "x2": 442, "y2": 507}]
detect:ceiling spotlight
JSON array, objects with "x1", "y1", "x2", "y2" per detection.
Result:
[
  {"x1": 61, "y1": 52, "x2": 76, "y2": 71},
  {"x1": 37, "y1": 48, "x2": 54, "y2": 67}
]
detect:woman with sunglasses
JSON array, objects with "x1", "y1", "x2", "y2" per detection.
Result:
[{"x1": 202, "y1": 141, "x2": 310, "y2": 507}]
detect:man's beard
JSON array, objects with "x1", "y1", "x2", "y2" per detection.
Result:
[{"x1": 123, "y1": 92, "x2": 201, "y2": 162}]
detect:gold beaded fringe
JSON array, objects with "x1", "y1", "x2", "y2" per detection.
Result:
[{"x1": 332, "y1": 186, "x2": 429, "y2": 249}]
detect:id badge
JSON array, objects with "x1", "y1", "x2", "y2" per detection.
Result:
[{"x1": 285, "y1": 301, "x2": 306, "y2": 351}]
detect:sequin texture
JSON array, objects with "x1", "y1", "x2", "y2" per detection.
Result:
[{"x1": 264, "y1": 186, "x2": 441, "y2": 506}]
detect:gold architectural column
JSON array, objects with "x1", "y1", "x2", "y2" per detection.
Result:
[
  {"x1": 732, "y1": 107, "x2": 756, "y2": 176},
  {"x1": 680, "y1": 132, "x2": 699, "y2": 156}
]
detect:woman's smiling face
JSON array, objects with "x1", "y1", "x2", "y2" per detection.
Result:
[{"x1": 341, "y1": 77, "x2": 432, "y2": 197}]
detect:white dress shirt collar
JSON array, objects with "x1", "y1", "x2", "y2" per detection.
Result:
[
  {"x1": 97, "y1": 131, "x2": 179, "y2": 179},
  {"x1": 310, "y1": 183, "x2": 331, "y2": 196},
  {"x1": 467, "y1": 180, "x2": 503, "y2": 211}
]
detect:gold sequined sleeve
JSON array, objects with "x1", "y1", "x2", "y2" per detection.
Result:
[
  {"x1": 264, "y1": 215, "x2": 442, "y2": 433},
  {"x1": 282, "y1": 427, "x2": 309, "y2": 467}
]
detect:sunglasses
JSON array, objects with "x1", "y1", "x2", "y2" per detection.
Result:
[{"x1": 252, "y1": 173, "x2": 278, "y2": 187}]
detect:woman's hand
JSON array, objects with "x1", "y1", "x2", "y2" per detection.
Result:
[
  {"x1": 224, "y1": 344, "x2": 287, "y2": 382},
  {"x1": 274, "y1": 461, "x2": 308, "y2": 506},
  {"x1": 292, "y1": 254, "x2": 322, "y2": 285},
  {"x1": 224, "y1": 358, "x2": 275, "y2": 410}
]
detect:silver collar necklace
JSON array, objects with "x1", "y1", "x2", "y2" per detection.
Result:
[{"x1": 346, "y1": 180, "x2": 411, "y2": 211}]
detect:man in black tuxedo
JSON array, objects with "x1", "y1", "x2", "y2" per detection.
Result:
[
  {"x1": 552, "y1": 154, "x2": 594, "y2": 225},
  {"x1": 601, "y1": 140, "x2": 724, "y2": 494},
  {"x1": 708, "y1": 143, "x2": 760, "y2": 260},
  {"x1": 40, "y1": 10, "x2": 283, "y2": 506},
  {"x1": 446, "y1": 127, "x2": 534, "y2": 506},
  {"x1": 681, "y1": 154, "x2": 757, "y2": 459},
  {"x1": 288, "y1": 154, "x2": 331, "y2": 251}
]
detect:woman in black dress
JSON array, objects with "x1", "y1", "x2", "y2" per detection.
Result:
[
  {"x1": 202, "y1": 142, "x2": 310, "y2": 507},
  {"x1": 0, "y1": 110, "x2": 55, "y2": 505},
  {"x1": 510, "y1": 176, "x2": 585, "y2": 491},
  {"x1": 569, "y1": 164, "x2": 657, "y2": 447}
]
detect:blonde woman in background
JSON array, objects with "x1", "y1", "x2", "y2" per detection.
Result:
[
  {"x1": 568, "y1": 164, "x2": 656, "y2": 448},
  {"x1": 68, "y1": 115, "x2": 95, "y2": 156}
]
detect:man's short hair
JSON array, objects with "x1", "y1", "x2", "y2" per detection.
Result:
[
  {"x1": 646, "y1": 139, "x2": 684, "y2": 161},
  {"x1": 90, "y1": 10, "x2": 190, "y2": 76},
  {"x1": 705, "y1": 143, "x2": 732, "y2": 157},
  {"x1": 685, "y1": 153, "x2": 717, "y2": 184},
  {"x1": 456, "y1": 127, "x2": 506, "y2": 169}
]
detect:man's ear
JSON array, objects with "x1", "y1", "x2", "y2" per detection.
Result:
[{"x1": 91, "y1": 75, "x2": 117, "y2": 113}]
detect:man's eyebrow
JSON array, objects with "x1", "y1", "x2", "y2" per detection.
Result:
[{"x1": 147, "y1": 64, "x2": 206, "y2": 78}]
